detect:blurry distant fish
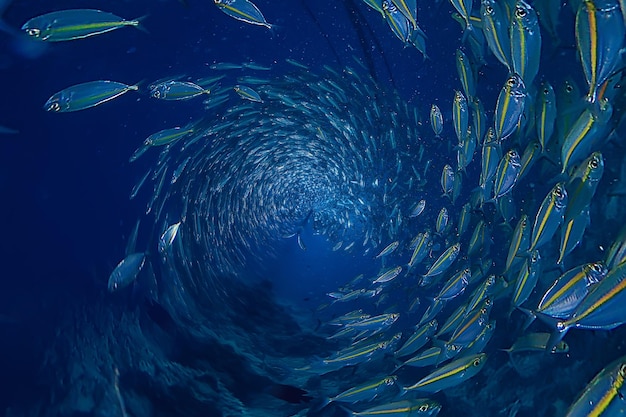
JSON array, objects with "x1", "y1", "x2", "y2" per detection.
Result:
[
  {"x1": 0, "y1": 125, "x2": 18, "y2": 134},
  {"x1": 44, "y1": 81, "x2": 138, "y2": 112},
  {"x1": 213, "y1": 0, "x2": 272, "y2": 29},
  {"x1": 150, "y1": 80, "x2": 210, "y2": 101},
  {"x1": 108, "y1": 252, "x2": 146, "y2": 292},
  {"x1": 22, "y1": 9, "x2": 146, "y2": 42}
]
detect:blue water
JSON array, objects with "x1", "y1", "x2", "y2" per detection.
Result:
[{"x1": 2, "y1": 1, "x2": 626, "y2": 416}]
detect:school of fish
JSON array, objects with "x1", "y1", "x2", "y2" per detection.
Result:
[{"x1": 26, "y1": 0, "x2": 626, "y2": 416}]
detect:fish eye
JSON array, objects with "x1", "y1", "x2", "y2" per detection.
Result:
[
  {"x1": 554, "y1": 187, "x2": 563, "y2": 197},
  {"x1": 620, "y1": 364, "x2": 626, "y2": 376},
  {"x1": 46, "y1": 101, "x2": 61, "y2": 112},
  {"x1": 543, "y1": 87, "x2": 549, "y2": 94},
  {"x1": 473, "y1": 358, "x2": 481, "y2": 366},
  {"x1": 521, "y1": 219, "x2": 527, "y2": 226},
  {"x1": 485, "y1": 5, "x2": 493, "y2": 14},
  {"x1": 590, "y1": 159, "x2": 598, "y2": 169},
  {"x1": 419, "y1": 404, "x2": 429, "y2": 412},
  {"x1": 516, "y1": 6, "x2": 527, "y2": 18},
  {"x1": 507, "y1": 149, "x2": 516, "y2": 157},
  {"x1": 566, "y1": 84, "x2": 573, "y2": 93},
  {"x1": 507, "y1": 77, "x2": 517, "y2": 87},
  {"x1": 26, "y1": 28, "x2": 41, "y2": 37}
]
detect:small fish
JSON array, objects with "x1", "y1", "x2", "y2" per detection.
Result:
[
  {"x1": 430, "y1": 104, "x2": 444, "y2": 136},
  {"x1": 479, "y1": 128, "x2": 502, "y2": 191},
  {"x1": 564, "y1": 355, "x2": 626, "y2": 416},
  {"x1": 452, "y1": 90, "x2": 469, "y2": 145},
  {"x1": 441, "y1": 164, "x2": 455, "y2": 198},
  {"x1": 422, "y1": 243, "x2": 461, "y2": 283},
  {"x1": 560, "y1": 98, "x2": 612, "y2": 174},
  {"x1": 107, "y1": 252, "x2": 146, "y2": 292},
  {"x1": 510, "y1": 0, "x2": 542, "y2": 87},
  {"x1": 576, "y1": 0, "x2": 626, "y2": 104},
  {"x1": 342, "y1": 399, "x2": 442, "y2": 417},
  {"x1": 402, "y1": 353, "x2": 487, "y2": 394},
  {"x1": 529, "y1": 182, "x2": 568, "y2": 252},
  {"x1": 159, "y1": 222, "x2": 181, "y2": 254},
  {"x1": 494, "y1": 74, "x2": 526, "y2": 141},
  {"x1": 502, "y1": 332, "x2": 569, "y2": 355},
  {"x1": 145, "y1": 124, "x2": 195, "y2": 147},
  {"x1": 320, "y1": 375, "x2": 397, "y2": 408},
  {"x1": 214, "y1": 0, "x2": 272, "y2": 29},
  {"x1": 410, "y1": 199, "x2": 426, "y2": 217},
  {"x1": 456, "y1": 48, "x2": 476, "y2": 100},
  {"x1": 491, "y1": 149, "x2": 521, "y2": 200},
  {"x1": 234, "y1": 84, "x2": 263, "y2": 102},
  {"x1": 150, "y1": 80, "x2": 210, "y2": 101},
  {"x1": 480, "y1": 0, "x2": 512, "y2": 70},
  {"x1": 375, "y1": 241, "x2": 400, "y2": 258},
  {"x1": 537, "y1": 261, "x2": 608, "y2": 319},
  {"x1": 535, "y1": 81, "x2": 557, "y2": 153},
  {"x1": 373, "y1": 266, "x2": 403, "y2": 283},
  {"x1": 44, "y1": 81, "x2": 138, "y2": 112},
  {"x1": 395, "y1": 320, "x2": 438, "y2": 358},
  {"x1": 504, "y1": 214, "x2": 530, "y2": 274},
  {"x1": 435, "y1": 207, "x2": 449, "y2": 235},
  {"x1": 22, "y1": 9, "x2": 145, "y2": 42},
  {"x1": 511, "y1": 249, "x2": 542, "y2": 309}
]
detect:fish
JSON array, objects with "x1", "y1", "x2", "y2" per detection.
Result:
[
  {"x1": 456, "y1": 48, "x2": 476, "y2": 100},
  {"x1": 564, "y1": 355, "x2": 626, "y2": 416},
  {"x1": 144, "y1": 125, "x2": 196, "y2": 147},
  {"x1": 441, "y1": 164, "x2": 455, "y2": 198},
  {"x1": 234, "y1": 84, "x2": 263, "y2": 102},
  {"x1": 537, "y1": 261, "x2": 608, "y2": 319},
  {"x1": 410, "y1": 199, "x2": 426, "y2": 217},
  {"x1": 560, "y1": 98, "x2": 612, "y2": 174},
  {"x1": 44, "y1": 81, "x2": 138, "y2": 112},
  {"x1": 565, "y1": 151, "x2": 604, "y2": 221},
  {"x1": 529, "y1": 182, "x2": 568, "y2": 252},
  {"x1": 375, "y1": 241, "x2": 400, "y2": 258},
  {"x1": 452, "y1": 90, "x2": 469, "y2": 145},
  {"x1": 373, "y1": 266, "x2": 403, "y2": 283},
  {"x1": 395, "y1": 320, "x2": 438, "y2": 358},
  {"x1": 319, "y1": 375, "x2": 397, "y2": 408},
  {"x1": 541, "y1": 261, "x2": 626, "y2": 350},
  {"x1": 494, "y1": 74, "x2": 526, "y2": 142},
  {"x1": 22, "y1": 9, "x2": 145, "y2": 42},
  {"x1": 213, "y1": 0, "x2": 272, "y2": 29},
  {"x1": 504, "y1": 214, "x2": 530, "y2": 274},
  {"x1": 150, "y1": 80, "x2": 210, "y2": 101},
  {"x1": 575, "y1": 0, "x2": 626, "y2": 104},
  {"x1": 107, "y1": 252, "x2": 146, "y2": 292},
  {"x1": 491, "y1": 149, "x2": 522, "y2": 200},
  {"x1": 509, "y1": 0, "x2": 542, "y2": 87},
  {"x1": 480, "y1": 0, "x2": 512, "y2": 70},
  {"x1": 430, "y1": 104, "x2": 444, "y2": 136},
  {"x1": 342, "y1": 399, "x2": 442, "y2": 417},
  {"x1": 535, "y1": 81, "x2": 557, "y2": 153},
  {"x1": 159, "y1": 222, "x2": 181, "y2": 255},
  {"x1": 421, "y1": 243, "x2": 461, "y2": 283},
  {"x1": 401, "y1": 353, "x2": 487, "y2": 394}
]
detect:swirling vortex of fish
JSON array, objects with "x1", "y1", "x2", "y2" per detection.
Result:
[{"x1": 147, "y1": 68, "x2": 426, "y2": 314}]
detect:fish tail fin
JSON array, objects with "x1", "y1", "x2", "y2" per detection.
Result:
[
  {"x1": 311, "y1": 397, "x2": 332, "y2": 412},
  {"x1": 338, "y1": 404, "x2": 356, "y2": 416},
  {"x1": 130, "y1": 14, "x2": 150, "y2": 34},
  {"x1": 533, "y1": 312, "x2": 570, "y2": 352}
]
